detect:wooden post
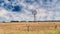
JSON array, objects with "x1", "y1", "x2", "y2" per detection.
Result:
[
  {"x1": 26, "y1": 24, "x2": 29, "y2": 32},
  {"x1": 27, "y1": 25, "x2": 29, "y2": 32}
]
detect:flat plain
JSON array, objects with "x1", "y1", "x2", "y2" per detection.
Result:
[{"x1": 0, "y1": 22, "x2": 60, "y2": 34}]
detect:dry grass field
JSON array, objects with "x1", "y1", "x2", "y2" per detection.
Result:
[{"x1": 0, "y1": 22, "x2": 60, "y2": 34}]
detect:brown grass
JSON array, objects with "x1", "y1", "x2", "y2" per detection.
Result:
[{"x1": 0, "y1": 22, "x2": 60, "y2": 32}]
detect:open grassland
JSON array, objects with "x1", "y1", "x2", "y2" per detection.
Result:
[
  {"x1": 0, "y1": 22, "x2": 60, "y2": 34},
  {"x1": 1, "y1": 30, "x2": 60, "y2": 34}
]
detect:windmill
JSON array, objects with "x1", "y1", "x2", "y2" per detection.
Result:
[{"x1": 32, "y1": 10, "x2": 37, "y2": 22}]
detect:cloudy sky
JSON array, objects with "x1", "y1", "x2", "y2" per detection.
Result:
[{"x1": 0, "y1": 0, "x2": 60, "y2": 22}]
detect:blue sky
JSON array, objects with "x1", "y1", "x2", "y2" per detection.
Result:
[{"x1": 0, "y1": 0, "x2": 60, "y2": 22}]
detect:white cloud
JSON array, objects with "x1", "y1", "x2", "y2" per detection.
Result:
[
  {"x1": 0, "y1": 9, "x2": 8, "y2": 16},
  {"x1": 0, "y1": 0, "x2": 60, "y2": 22}
]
